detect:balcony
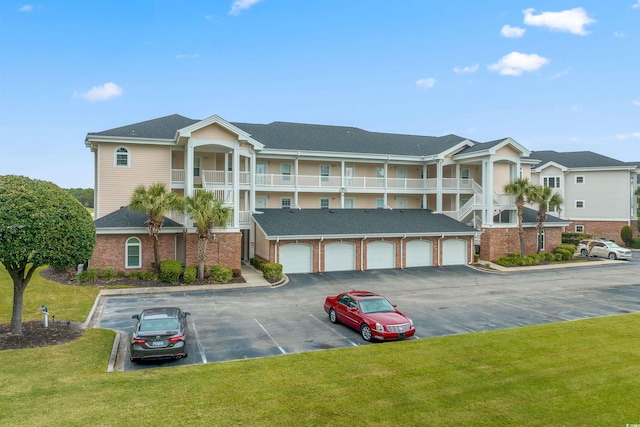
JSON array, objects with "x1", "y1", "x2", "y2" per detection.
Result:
[{"x1": 171, "y1": 169, "x2": 479, "y2": 193}]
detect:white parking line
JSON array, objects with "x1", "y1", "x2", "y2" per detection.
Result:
[
  {"x1": 309, "y1": 313, "x2": 359, "y2": 346},
  {"x1": 191, "y1": 321, "x2": 207, "y2": 364},
  {"x1": 254, "y1": 319, "x2": 287, "y2": 354}
]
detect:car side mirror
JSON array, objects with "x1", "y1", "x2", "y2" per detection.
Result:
[
  {"x1": 132, "y1": 314, "x2": 140, "y2": 320},
  {"x1": 184, "y1": 312, "x2": 191, "y2": 317}
]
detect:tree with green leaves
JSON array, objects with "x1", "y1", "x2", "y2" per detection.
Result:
[
  {"x1": 129, "y1": 183, "x2": 183, "y2": 273},
  {"x1": 0, "y1": 175, "x2": 95, "y2": 335},
  {"x1": 528, "y1": 185, "x2": 564, "y2": 253},
  {"x1": 503, "y1": 177, "x2": 535, "y2": 257},
  {"x1": 184, "y1": 190, "x2": 232, "y2": 279}
]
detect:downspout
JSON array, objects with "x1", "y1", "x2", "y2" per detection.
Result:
[
  {"x1": 360, "y1": 235, "x2": 366, "y2": 271},
  {"x1": 437, "y1": 234, "x2": 445, "y2": 266},
  {"x1": 319, "y1": 236, "x2": 324, "y2": 272},
  {"x1": 400, "y1": 234, "x2": 406, "y2": 269},
  {"x1": 275, "y1": 237, "x2": 280, "y2": 264}
]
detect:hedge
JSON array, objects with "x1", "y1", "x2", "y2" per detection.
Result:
[
  {"x1": 210, "y1": 265, "x2": 232, "y2": 283},
  {"x1": 182, "y1": 266, "x2": 197, "y2": 284},
  {"x1": 159, "y1": 260, "x2": 182, "y2": 283},
  {"x1": 262, "y1": 263, "x2": 283, "y2": 280}
]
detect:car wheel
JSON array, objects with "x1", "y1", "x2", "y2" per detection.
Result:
[
  {"x1": 329, "y1": 308, "x2": 338, "y2": 324},
  {"x1": 580, "y1": 249, "x2": 587, "y2": 256},
  {"x1": 609, "y1": 253, "x2": 617, "y2": 260},
  {"x1": 360, "y1": 324, "x2": 372, "y2": 342}
]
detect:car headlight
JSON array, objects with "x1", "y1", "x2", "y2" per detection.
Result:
[
  {"x1": 374, "y1": 323, "x2": 384, "y2": 332},
  {"x1": 409, "y1": 319, "x2": 414, "y2": 328}
]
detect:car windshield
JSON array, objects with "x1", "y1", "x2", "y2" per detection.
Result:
[
  {"x1": 605, "y1": 242, "x2": 621, "y2": 248},
  {"x1": 359, "y1": 297, "x2": 395, "y2": 314},
  {"x1": 140, "y1": 318, "x2": 179, "y2": 332}
]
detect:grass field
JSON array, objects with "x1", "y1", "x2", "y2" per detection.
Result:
[{"x1": 1, "y1": 264, "x2": 640, "y2": 426}]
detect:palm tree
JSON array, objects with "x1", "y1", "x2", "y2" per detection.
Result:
[
  {"x1": 130, "y1": 183, "x2": 183, "y2": 273},
  {"x1": 503, "y1": 178, "x2": 534, "y2": 256},
  {"x1": 529, "y1": 185, "x2": 564, "y2": 253},
  {"x1": 184, "y1": 190, "x2": 232, "y2": 279}
]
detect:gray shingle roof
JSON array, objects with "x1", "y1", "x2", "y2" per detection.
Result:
[
  {"x1": 531, "y1": 150, "x2": 627, "y2": 168},
  {"x1": 253, "y1": 208, "x2": 478, "y2": 238},
  {"x1": 94, "y1": 206, "x2": 184, "y2": 228},
  {"x1": 87, "y1": 114, "x2": 471, "y2": 156},
  {"x1": 455, "y1": 138, "x2": 508, "y2": 154},
  {"x1": 88, "y1": 114, "x2": 199, "y2": 139},
  {"x1": 493, "y1": 207, "x2": 568, "y2": 225}
]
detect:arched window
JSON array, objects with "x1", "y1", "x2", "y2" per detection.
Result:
[
  {"x1": 126, "y1": 237, "x2": 141, "y2": 268},
  {"x1": 115, "y1": 147, "x2": 130, "y2": 167},
  {"x1": 538, "y1": 229, "x2": 545, "y2": 251}
]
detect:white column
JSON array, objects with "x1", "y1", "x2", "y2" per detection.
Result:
[
  {"x1": 232, "y1": 146, "x2": 240, "y2": 228},
  {"x1": 436, "y1": 159, "x2": 443, "y2": 212},
  {"x1": 185, "y1": 140, "x2": 194, "y2": 198}
]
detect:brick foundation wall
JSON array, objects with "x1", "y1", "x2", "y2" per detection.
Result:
[
  {"x1": 184, "y1": 232, "x2": 241, "y2": 271},
  {"x1": 479, "y1": 226, "x2": 563, "y2": 261},
  {"x1": 569, "y1": 220, "x2": 639, "y2": 245},
  {"x1": 91, "y1": 233, "x2": 178, "y2": 272}
]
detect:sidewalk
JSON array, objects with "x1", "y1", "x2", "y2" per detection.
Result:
[{"x1": 470, "y1": 256, "x2": 628, "y2": 273}]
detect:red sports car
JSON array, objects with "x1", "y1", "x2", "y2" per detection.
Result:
[{"x1": 324, "y1": 290, "x2": 415, "y2": 342}]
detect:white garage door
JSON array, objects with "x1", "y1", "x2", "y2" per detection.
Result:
[
  {"x1": 279, "y1": 244, "x2": 313, "y2": 274},
  {"x1": 405, "y1": 240, "x2": 433, "y2": 267},
  {"x1": 442, "y1": 239, "x2": 467, "y2": 266},
  {"x1": 324, "y1": 242, "x2": 356, "y2": 272},
  {"x1": 367, "y1": 241, "x2": 396, "y2": 270}
]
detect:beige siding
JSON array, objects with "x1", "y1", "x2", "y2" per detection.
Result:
[
  {"x1": 191, "y1": 123, "x2": 238, "y2": 141},
  {"x1": 254, "y1": 226, "x2": 270, "y2": 259},
  {"x1": 496, "y1": 145, "x2": 519, "y2": 157},
  {"x1": 97, "y1": 143, "x2": 171, "y2": 218},
  {"x1": 493, "y1": 163, "x2": 512, "y2": 193}
]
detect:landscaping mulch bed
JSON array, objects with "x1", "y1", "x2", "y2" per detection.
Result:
[{"x1": 0, "y1": 320, "x2": 84, "y2": 351}]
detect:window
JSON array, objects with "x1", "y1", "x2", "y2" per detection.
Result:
[
  {"x1": 320, "y1": 198, "x2": 329, "y2": 209},
  {"x1": 320, "y1": 165, "x2": 330, "y2": 182},
  {"x1": 115, "y1": 147, "x2": 130, "y2": 167},
  {"x1": 575, "y1": 176, "x2": 584, "y2": 184},
  {"x1": 376, "y1": 198, "x2": 384, "y2": 209},
  {"x1": 537, "y1": 229, "x2": 545, "y2": 251},
  {"x1": 281, "y1": 164, "x2": 292, "y2": 182},
  {"x1": 126, "y1": 237, "x2": 141, "y2": 268},
  {"x1": 376, "y1": 167, "x2": 385, "y2": 184},
  {"x1": 461, "y1": 168, "x2": 470, "y2": 179},
  {"x1": 576, "y1": 200, "x2": 585, "y2": 208},
  {"x1": 543, "y1": 176, "x2": 561, "y2": 188},
  {"x1": 194, "y1": 157, "x2": 201, "y2": 177},
  {"x1": 281, "y1": 198, "x2": 291, "y2": 209},
  {"x1": 575, "y1": 225, "x2": 584, "y2": 233}
]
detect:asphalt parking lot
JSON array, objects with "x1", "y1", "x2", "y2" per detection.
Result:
[{"x1": 94, "y1": 256, "x2": 640, "y2": 371}]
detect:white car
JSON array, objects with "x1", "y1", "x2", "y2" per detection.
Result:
[{"x1": 588, "y1": 241, "x2": 632, "y2": 260}]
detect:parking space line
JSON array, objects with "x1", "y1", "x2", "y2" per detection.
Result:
[
  {"x1": 191, "y1": 322, "x2": 207, "y2": 364},
  {"x1": 254, "y1": 319, "x2": 287, "y2": 354},
  {"x1": 498, "y1": 301, "x2": 567, "y2": 320},
  {"x1": 309, "y1": 314, "x2": 359, "y2": 346}
]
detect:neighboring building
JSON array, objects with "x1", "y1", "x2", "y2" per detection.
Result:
[
  {"x1": 530, "y1": 151, "x2": 638, "y2": 244},
  {"x1": 85, "y1": 114, "x2": 596, "y2": 273}
]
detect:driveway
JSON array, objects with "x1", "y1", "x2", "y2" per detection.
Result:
[{"x1": 93, "y1": 258, "x2": 640, "y2": 370}]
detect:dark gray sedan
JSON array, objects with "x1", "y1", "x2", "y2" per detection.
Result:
[{"x1": 130, "y1": 307, "x2": 190, "y2": 362}]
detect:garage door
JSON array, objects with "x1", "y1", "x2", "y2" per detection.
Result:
[
  {"x1": 367, "y1": 241, "x2": 396, "y2": 270},
  {"x1": 279, "y1": 244, "x2": 313, "y2": 274},
  {"x1": 324, "y1": 242, "x2": 356, "y2": 272},
  {"x1": 405, "y1": 240, "x2": 433, "y2": 267},
  {"x1": 442, "y1": 239, "x2": 467, "y2": 265}
]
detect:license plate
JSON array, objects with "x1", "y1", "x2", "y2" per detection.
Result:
[
  {"x1": 151, "y1": 340, "x2": 166, "y2": 347},
  {"x1": 398, "y1": 332, "x2": 405, "y2": 338}
]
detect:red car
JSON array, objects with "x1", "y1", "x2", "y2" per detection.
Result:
[{"x1": 324, "y1": 290, "x2": 415, "y2": 342}]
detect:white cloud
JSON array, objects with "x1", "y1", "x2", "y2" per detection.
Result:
[
  {"x1": 501, "y1": 25, "x2": 526, "y2": 38},
  {"x1": 523, "y1": 7, "x2": 595, "y2": 35},
  {"x1": 75, "y1": 82, "x2": 123, "y2": 101},
  {"x1": 633, "y1": 1, "x2": 640, "y2": 9},
  {"x1": 176, "y1": 53, "x2": 200, "y2": 60},
  {"x1": 229, "y1": 0, "x2": 262, "y2": 16},
  {"x1": 18, "y1": 4, "x2": 33, "y2": 12},
  {"x1": 488, "y1": 52, "x2": 549, "y2": 76},
  {"x1": 416, "y1": 78, "x2": 436, "y2": 89},
  {"x1": 633, "y1": 100, "x2": 640, "y2": 106},
  {"x1": 453, "y1": 64, "x2": 479, "y2": 74},
  {"x1": 550, "y1": 68, "x2": 570, "y2": 79},
  {"x1": 616, "y1": 132, "x2": 640, "y2": 139}
]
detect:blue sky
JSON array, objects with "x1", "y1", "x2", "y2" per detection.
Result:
[{"x1": 1, "y1": 0, "x2": 639, "y2": 188}]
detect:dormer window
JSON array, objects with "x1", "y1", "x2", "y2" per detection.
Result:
[
  {"x1": 543, "y1": 176, "x2": 560, "y2": 188},
  {"x1": 115, "y1": 147, "x2": 130, "y2": 167}
]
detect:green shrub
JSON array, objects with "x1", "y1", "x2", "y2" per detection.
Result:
[
  {"x1": 554, "y1": 253, "x2": 564, "y2": 261},
  {"x1": 474, "y1": 254, "x2": 480, "y2": 263},
  {"x1": 232, "y1": 268, "x2": 242, "y2": 278},
  {"x1": 77, "y1": 269, "x2": 98, "y2": 283},
  {"x1": 630, "y1": 237, "x2": 640, "y2": 249},
  {"x1": 100, "y1": 266, "x2": 115, "y2": 280},
  {"x1": 250, "y1": 258, "x2": 265, "y2": 270},
  {"x1": 262, "y1": 263, "x2": 283, "y2": 280},
  {"x1": 182, "y1": 266, "x2": 197, "y2": 284},
  {"x1": 159, "y1": 260, "x2": 182, "y2": 283},
  {"x1": 210, "y1": 265, "x2": 232, "y2": 283},
  {"x1": 562, "y1": 232, "x2": 593, "y2": 246},
  {"x1": 116, "y1": 270, "x2": 126, "y2": 278},
  {"x1": 130, "y1": 270, "x2": 158, "y2": 280},
  {"x1": 621, "y1": 225, "x2": 633, "y2": 246}
]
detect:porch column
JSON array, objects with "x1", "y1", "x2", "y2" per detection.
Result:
[
  {"x1": 185, "y1": 139, "x2": 195, "y2": 198},
  {"x1": 436, "y1": 159, "x2": 443, "y2": 212},
  {"x1": 456, "y1": 163, "x2": 461, "y2": 211},
  {"x1": 250, "y1": 150, "x2": 257, "y2": 212},
  {"x1": 232, "y1": 145, "x2": 240, "y2": 228},
  {"x1": 294, "y1": 157, "x2": 299, "y2": 208},
  {"x1": 482, "y1": 156, "x2": 494, "y2": 225}
]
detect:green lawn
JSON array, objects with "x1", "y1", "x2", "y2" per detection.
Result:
[{"x1": 2, "y1": 264, "x2": 640, "y2": 426}]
